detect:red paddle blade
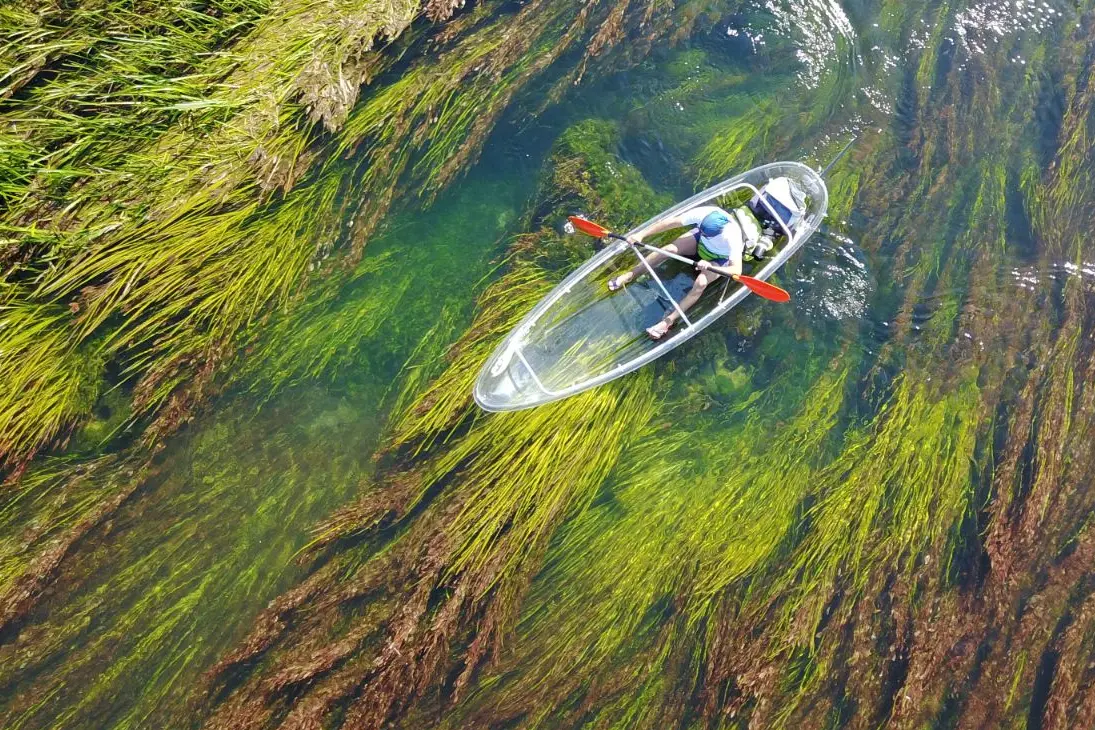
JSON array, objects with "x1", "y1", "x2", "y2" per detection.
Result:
[
  {"x1": 568, "y1": 215, "x2": 611, "y2": 239},
  {"x1": 737, "y1": 275, "x2": 790, "y2": 303}
]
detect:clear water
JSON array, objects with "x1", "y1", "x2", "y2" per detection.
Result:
[{"x1": 2, "y1": 0, "x2": 1089, "y2": 727}]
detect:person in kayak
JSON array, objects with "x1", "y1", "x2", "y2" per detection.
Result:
[
  {"x1": 607, "y1": 176, "x2": 802, "y2": 339},
  {"x1": 607, "y1": 203, "x2": 767, "y2": 339}
]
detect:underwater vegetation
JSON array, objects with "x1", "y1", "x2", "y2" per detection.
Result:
[
  {"x1": 0, "y1": 390, "x2": 374, "y2": 729},
  {"x1": 0, "y1": 0, "x2": 701, "y2": 475},
  {"x1": 5, "y1": 0, "x2": 1095, "y2": 729},
  {"x1": 200, "y1": 116, "x2": 670, "y2": 730},
  {"x1": 199, "y1": 3, "x2": 1095, "y2": 728},
  {"x1": 0, "y1": 0, "x2": 719, "y2": 652},
  {"x1": 194, "y1": 105, "x2": 979, "y2": 728}
]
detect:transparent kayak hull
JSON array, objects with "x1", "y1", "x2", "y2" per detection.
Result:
[{"x1": 474, "y1": 162, "x2": 828, "y2": 412}]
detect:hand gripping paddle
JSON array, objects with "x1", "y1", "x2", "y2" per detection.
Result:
[{"x1": 567, "y1": 215, "x2": 791, "y2": 303}]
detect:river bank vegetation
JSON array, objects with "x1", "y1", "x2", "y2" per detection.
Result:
[{"x1": 4, "y1": 0, "x2": 1095, "y2": 728}]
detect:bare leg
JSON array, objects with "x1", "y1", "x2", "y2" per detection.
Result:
[
  {"x1": 609, "y1": 232, "x2": 697, "y2": 288},
  {"x1": 647, "y1": 271, "x2": 719, "y2": 339},
  {"x1": 669, "y1": 271, "x2": 715, "y2": 321}
]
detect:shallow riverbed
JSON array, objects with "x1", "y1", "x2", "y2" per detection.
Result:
[{"x1": 3, "y1": 1, "x2": 1094, "y2": 728}]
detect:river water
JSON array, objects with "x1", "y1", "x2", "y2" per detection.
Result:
[{"x1": 3, "y1": 1, "x2": 1093, "y2": 728}]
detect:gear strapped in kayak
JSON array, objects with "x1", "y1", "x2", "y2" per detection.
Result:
[{"x1": 474, "y1": 161, "x2": 829, "y2": 412}]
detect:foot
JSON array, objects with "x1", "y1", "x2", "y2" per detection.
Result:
[
  {"x1": 607, "y1": 272, "x2": 635, "y2": 291},
  {"x1": 646, "y1": 320, "x2": 671, "y2": 340}
]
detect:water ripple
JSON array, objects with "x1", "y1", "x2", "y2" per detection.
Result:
[
  {"x1": 792, "y1": 232, "x2": 874, "y2": 323},
  {"x1": 729, "y1": 0, "x2": 859, "y2": 89},
  {"x1": 1011, "y1": 260, "x2": 1095, "y2": 292},
  {"x1": 954, "y1": 0, "x2": 1066, "y2": 59}
]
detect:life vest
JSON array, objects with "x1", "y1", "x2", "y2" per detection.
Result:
[{"x1": 696, "y1": 206, "x2": 762, "y2": 262}]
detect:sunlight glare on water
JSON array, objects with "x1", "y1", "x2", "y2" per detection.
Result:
[
  {"x1": 793, "y1": 236, "x2": 873, "y2": 323},
  {"x1": 739, "y1": 0, "x2": 859, "y2": 88},
  {"x1": 1011, "y1": 260, "x2": 1095, "y2": 291},
  {"x1": 954, "y1": 0, "x2": 1067, "y2": 59}
]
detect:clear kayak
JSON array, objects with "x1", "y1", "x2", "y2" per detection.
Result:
[{"x1": 474, "y1": 161, "x2": 829, "y2": 412}]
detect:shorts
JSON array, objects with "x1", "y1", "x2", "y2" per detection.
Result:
[{"x1": 690, "y1": 228, "x2": 729, "y2": 266}]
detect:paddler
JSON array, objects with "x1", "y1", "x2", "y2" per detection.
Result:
[
  {"x1": 604, "y1": 207, "x2": 761, "y2": 339},
  {"x1": 607, "y1": 177, "x2": 800, "y2": 339}
]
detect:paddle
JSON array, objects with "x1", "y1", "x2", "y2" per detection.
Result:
[{"x1": 567, "y1": 215, "x2": 791, "y2": 303}]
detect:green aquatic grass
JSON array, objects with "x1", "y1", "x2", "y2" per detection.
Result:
[
  {"x1": 207, "y1": 317, "x2": 662, "y2": 730},
  {"x1": 232, "y1": 253, "x2": 401, "y2": 400},
  {"x1": 370, "y1": 6, "x2": 1079, "y2": 725},
  {"x1": 763, "y1": 376, "x2": 980, "y2": 634},
  {"x1": 434, "y1": 373, "x2": 659, "y2": 585},
  {"x1": 0, "y1": 0, "x2": 268, "y2": 246},
  {"x1": 0, "y1": 453, "x2": 151, "y2": 636},
  {"x1": 385, "y1": 259, "x2": 553, "y2": 456},
  {"x1": 1, "y1": 0, "x2": 478, "y2": 464},
  {"x1": 0, "y1": 144, "x2": 529, "y2": 730},
  {"x1": 10, "y1": 1, "x2": 1095, "y2": 729},
  {"x1": 0, "y1": 0, "x2": 693, "y2": 673},
  {"x1": 236, "y1": 173, "x2": 526, "y2": 406},
  {"x1": 330, "y1": 0, "x2": 656, "y2": 235},
  {"x1": 429, "y1": 352, "x2": 850, "y2": 728},
  {"x1": 0, "y1": 303, "x2": 103, "y2": 471},
  {"x1": 29, "y1": 171, "x2": 349, "y2": 444},
  {"x1": 387, "y1": 117, "x2": 670, "y2": 455},
  {"x1": 0, "y1": 455, "x2": 124, "y2": 593},
  {"x1": 0, "y1": 0, "x2": 702, "y2": 472},
  {"x1": 1, "y1": 0, "x2": 417, "y2": 463},
  {"x1": 618, "y1": 48, "x2": 755, "y2": 174},
  {"x1": 695, "y1": 101, "x2": 782, "y2": 183},
  {"x1": 820, "y1": 131, "x2": 883, "y2": 224},
  {"x1": 201, "y1": 103, "x2": 689, "y2": 728},
  {"x1": 433, "y1": 364, "x2": 983, "y2": 729},
  {"x1": 0, "y1": 389, "x2": 373, "y2": 730}
]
